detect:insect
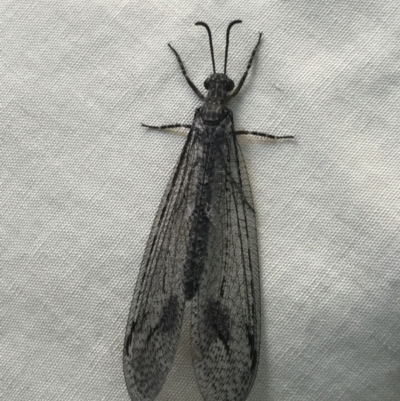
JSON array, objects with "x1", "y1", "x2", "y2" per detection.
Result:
[{"x1": 123, "y1": 20, "x2": 293, "y2": 401}]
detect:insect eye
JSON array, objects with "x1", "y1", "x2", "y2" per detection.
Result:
[
  {"x1": 226, "y1": 79, "x2": 235, "y2": 92},
  {"x1": 204, "y1": 79, "x2": 210, "y2": 90}
]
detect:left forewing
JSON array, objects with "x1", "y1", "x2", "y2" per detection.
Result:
[{"x1": 123, "y1": 130, "x2": 200, "y2": 401}]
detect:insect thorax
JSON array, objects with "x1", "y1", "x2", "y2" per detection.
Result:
[{"x1": 202, "y1": 73, "x2": 233, "y2": 124}]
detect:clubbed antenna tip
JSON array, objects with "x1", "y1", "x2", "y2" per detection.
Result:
[
  {"x1": 195, "y1": 21, "x2": 216, "y2": 74},
  {"x1": 225, "y1": 20, "x2": 242, "y2": 74}
]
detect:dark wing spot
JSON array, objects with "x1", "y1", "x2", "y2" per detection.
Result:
[
  {"x1": 205, "y1": 300, "x2": 231, "y2": 352},
  {"x1": 160, "y1": 295, "x2": 180, "y2": 332},
  {"x1": 144, "y1": 296, "x2": 180, "y2": 345},
  {"x1": 246, "y1": 324, "x2": 257, "y2": 371}
]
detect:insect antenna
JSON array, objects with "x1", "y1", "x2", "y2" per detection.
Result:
[
  {"x1": 224, "y1": 20, "x2": 242, "y2": 75},
  {"x1": 195, "y1": 21, "x2": 216, "y2": 74}
]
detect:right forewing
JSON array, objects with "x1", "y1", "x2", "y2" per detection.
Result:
[{"x1": 191, "y1": 117, "x2": 261, "y2": 401}]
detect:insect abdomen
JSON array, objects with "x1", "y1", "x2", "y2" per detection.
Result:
[{"x1": 183, "y1": 128, "x2": 216, "y2": 300}]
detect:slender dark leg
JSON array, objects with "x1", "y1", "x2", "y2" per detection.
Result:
[
  {"x1": 142, "y1": 123, "x2": 192, "y2": 130},
  {"x1": 168, "y1": 44, "x2": 205, "y2": 100},
  {"x1": 236, "y1": 130, "x2": 295, "y2": 140},
  {"x1": 228, "y1": 33, "x2": 262, "y2": 99}
]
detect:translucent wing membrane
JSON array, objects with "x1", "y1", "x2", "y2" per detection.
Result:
[
  {"x1": 123, "y1": 127, "x2": 200, "y2": 401},
  {"x1": 191, "y1": 115, "x2": 260, "y2": 401},
  {"x1": 123, "y1": 111, "x2": 260, "y2": 401}
]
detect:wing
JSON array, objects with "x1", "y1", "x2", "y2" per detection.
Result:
[
  {"x1": 123, "y1": 127, "x2": 200, "y2": 401},
  {"x1": 191, "y1": 116, "x2": 261, "y2": 401}
]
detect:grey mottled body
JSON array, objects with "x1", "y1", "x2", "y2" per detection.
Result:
[{"x1": 123, "y1": 21, "x2": 293, "y2": 401}]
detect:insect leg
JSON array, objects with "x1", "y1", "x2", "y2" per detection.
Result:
[
  {"x1": 228, "y1": 33, "x2": 262, "y2": 99},
  {"x1": 236, "y1": 130, "x2": 295, "y2": 140},
  {"x1": 168, "y1": 44, "x2": 205, "y2": 100},
  {"x1": 142, "y1": 123, "x2": 191, "y2": 130}
]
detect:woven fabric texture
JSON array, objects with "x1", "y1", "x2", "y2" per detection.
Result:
[{"x1": 2, "y1": 1, "x2": 400, "y2": 400}]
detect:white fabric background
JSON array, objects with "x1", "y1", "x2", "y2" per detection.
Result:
[{"x1": 2, "y1": 1, "x2": 400, "y2": 400}]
